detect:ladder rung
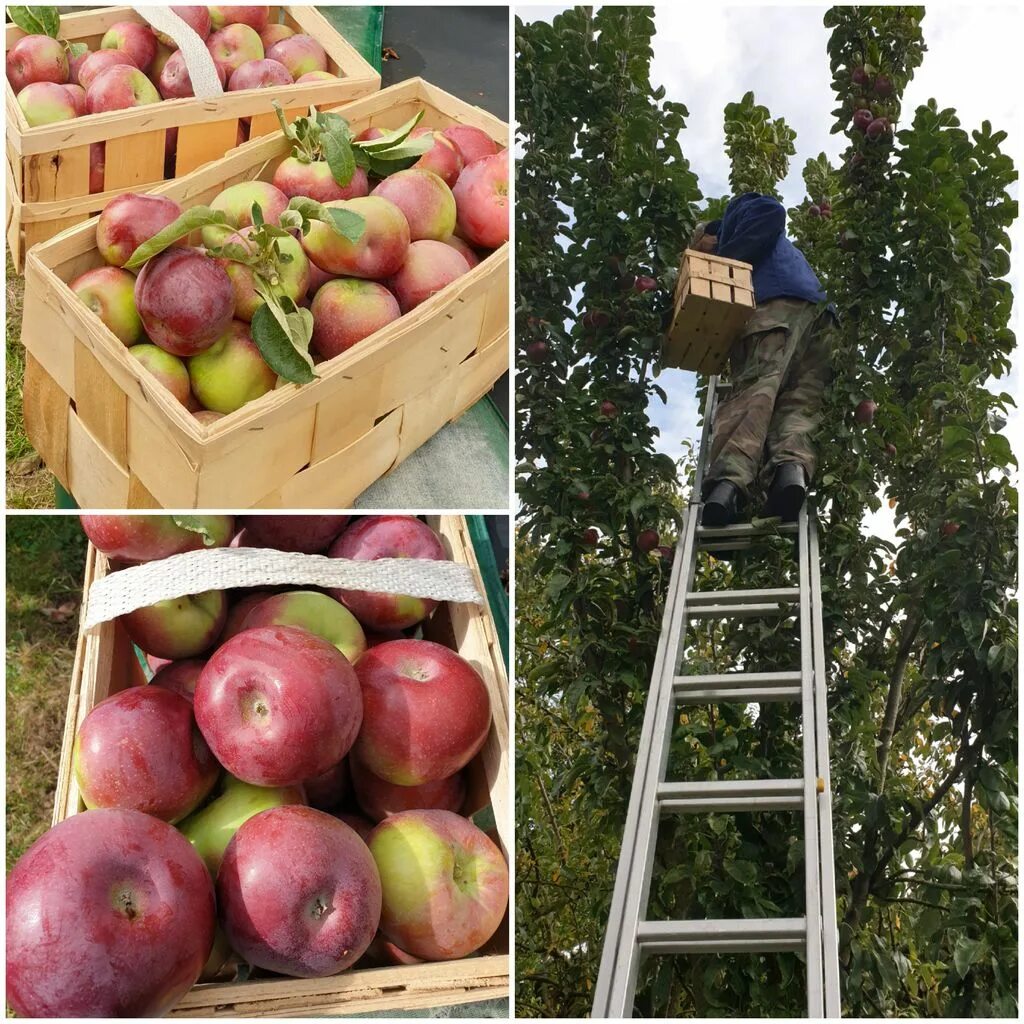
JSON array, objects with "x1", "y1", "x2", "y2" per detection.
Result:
[
  {"x1": 696, "y1": 521, "x2": 799, "y2": 541},
  {"x1": 687, "y1": 602, "x2": 798, "y2": 620},
  {"x1": 688, "y1": 588, "x2": 799, "y2": 607},
  {"x1": 674, "y1": 671, "x2": 802, "y2": 704},
  {"x1": 674, "y1": 686, "x2": 801, "y2": 703},
  {"x1": 637, "y1": 917, "x2": 806, "y2": 955},
  {"x1": 658, "y1": 778, "x2": 803, "y2": 814}
]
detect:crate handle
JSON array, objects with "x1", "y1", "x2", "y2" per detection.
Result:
[{"x1": 138, "y1": 6, "x2": 225, "y2": 99}]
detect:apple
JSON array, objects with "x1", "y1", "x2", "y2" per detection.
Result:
[
  {"x1": 217, "y1": 805, "x2": 381, "y2": 977},
  {"x1": 302, "y1": 758, "x2": 350, "y2": 811},
  {"x1": 202, "y1": 179, "x2": 289, "y2": 247},
  {"x1": 389, "y1": 239, "x2": 470, "y2": 313},
  {"x1": 242, "y1": 590, "x2": 367, "y2": 663},
  {"x1": 866, "y1": 117, "x2": 890, "y2": 141},
  {"x1": 306, "y1": 259, "x2": 336, "y2": 297},
  {"x1": 86, "y1": 63, "x2": 160, "y2": 112},
  {"x1": 6, "y1": 808, "x2": 215, "y2": 1017},
  {"x1": 327, "y1": 515, "x2": 448, "y2": 631},
  {"x1": 351, "y1": 756, "x2": 465, "y2": 823},
  {"x1": 260, "y1": 23, "x2": 295, "y2": 49},
  {"x1": 238, "y1": 514, "x2": 351, "y2": 552},
  {"x1": 581, "y1": 309, "x2": 610, "y2": 330},
  {"x1": 194, "y1": 625, "x2": 363, "y2": 786},
  {"x1": 70, "y1": 266, "x2": 143, "y2": 346},
  {"x1": 266, "y1": 33, "x2": 328, "y2": 78},
  {"x1": 854, "y1": 399, "x2": 877, "y2": 424},
  {"x1": 301, "y1": 195, "x2": 411, "y2": 278},
  {"x1": 452, "y1": 148, "x2": 508, "y2": 249},
  {"x1": 372, "y1": 169, "x2": 457, "y2": 242},
  {"x1": 874, "y1": 74, "x2": 893, "y2": 97},
  {"x1": 89, "y1": 142, "x2": 105, "y2": 193},
  {"x1": 179, "y1": 774, "x2": 306, "y2": 874},
  {"x1": 297, "y1": 69, "x2": 336, "y2": 83},
  {"x1": 80, "y1": 514, "x2": 235, "y2": 562},
  {"x1": 218, "y1": 226, "x2": 309, "y2": 320},
  {"x1": 369, "y1": 809, "x2": 508, "y2": 960},
  {"x1": 68, "y1": 46, "x2": 91, "y2": 84},
  {"x1": 157, "y1": 5, "x2": 212, "y2": 48},
  {"x1": 940, "y1": 521, "x2": 961, "y2": 538},
  {"x1": 188, "y1": 319, "x2": 277, "y2": 414},
  {"x1": 272, "y1": 157, "x2": 370, "y2": 202},
  {"x1": 851, "y1": 66, "x2": 870, "y2": 88},
  {"x1": 599, "y1": 399, "x2": 618, "y2": 418},
  {"x1": 61, "y1": 82, "x2": 86, "y2": 115},
  {"x1": 74, "y1": 686, "x2": 219, "y2": 822},
  {"x1": 96, "y1": 192, "x2": 184, "y2": 268},
  {"x1": 209, "y1": 6, "x2": 271, "y2": 32},
  {"x1": 410, "y1": 128, "x2": 463, "y2": 188},
  {"x1": 441, "y1": 124, "x2": 499, "y2": 166},
  {"x1": 201, "y1": 926, "x2": 233, "y2": 982},
  {"x1": 128, "y1": 343, "x2": 192, "y2": 405},
  {"x1": 355, "y1": 126, "x2": 386, "y2": 142},
  {"x1": 16, "y1": 81, "x2": 78, "y2": 126},
  {"x1": 885, "y1": 442, "x2": 898, "y2": 457},
  {"x1": 355, "y1": 639, "x2": 490, "y2": 785},
  {"x1": 6, "y1": 33, "x2": 69, "y2": 91},
  {"x1": 150, "y1": 658, "x2": 206, "y2": 702},
  {"x1": 221, "y1": 590, "x2": 272, "y2": 641},
  {"x1": 808, "y1": 204, "x2": 822, "y2": 218},
  {"x1": 228, "y1": 57, "x2": 293, "y2": 90},
  {"x1": 207, "y1": 24, "x2": 264, "y2": 78},
  {"x1": 582, "y1": 527, "x2": 599, "y2": 546},
  {"x1": 77, "y1": 48, "x2": 136, "y2": 90},
  {"x1": 338, "y1": 812, "x2": 374, "y2": 842},
  {"x1": 526, "y1": 339, "x2": 549, "y2": 364},
  {"x1": 310, "y1": 279, "x2": 401, "y2": 359},
  {"x1": 158, "y1": 46, "x2": 228, "y2": 98},
  {"x1": 121, "y1": 589, "x2": 227, "y2": 659},
  {"x1": 637, "y1": 528, "x2": 660, "y2": 552},
  {"x1": 135, "y1": 248, "x2": 236, "y2": 356},
  {"x1": 634, "y1": 275, "x2": 657, "y2": 292},
  {"x1": 852, "y1": 108, "x2": 874, "y2": 132},
  {"x1": 100, "y1": 21, "x2": 158, "y2": 72},
  {"x1": 361, "y1": 933, "x2": 423, "y2": 967},
  {"x1": 442, "y1": 234, "x2": 480, "y2": 268}
]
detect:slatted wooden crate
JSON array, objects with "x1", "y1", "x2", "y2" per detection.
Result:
[
  {"x1": 6, "y1": 5, "x2": 380, "y2": 271},
  {"x1": 55, "y1": 514, "x2": 510, "y2": 1018},
  {"x1": 662, "y1": 249, "x2": 755, "y2": 373},
  {"x1": 20, "y1": 78, "x2": 509, "y2": 509}
]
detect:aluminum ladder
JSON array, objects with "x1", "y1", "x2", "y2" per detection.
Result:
[{"x1": 592, "y1": 375, "x2": 841, "y2": 1018}]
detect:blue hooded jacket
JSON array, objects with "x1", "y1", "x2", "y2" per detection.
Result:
[{"x1": 706, "y1": 193, "x2": 828, "y2": 307}]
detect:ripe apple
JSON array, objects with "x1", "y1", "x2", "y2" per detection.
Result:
[
  {"x1": 70, "y1": 266, "x2": 143, "y2": 346},
  {"x1": 852, "y1": 108, "x2": 874, "y2": 133},
  {"x1": 296, "y1": 69, "x2": 336, "y2": 83},
  {"x1": 582, "y1": 527, "x2": 599, "y2": 546},
  {"x1": 73, "y1": 686, "x2": 220, "y2": 821},
  {"x1": 6, "y1": 808, "x2": 215, "y2": 1017},
  {"x1": 311, "y1": 279, "x2": 401, "y2": 359},
  {"x1": 207, "y1": 24, "x2": 264, "y2": 77},
  {"x1": 77, "y1": 48, "x2": 136, "y2": 90},
  {"x1": 135, "y1": 248, "x2": 236, "y2": 356},
  {"x1": 157, "y1": 5, "x2": 212, "y2": 48},
  {"x1": 86, "y1": 63, "x2": 160, "y2": 112},
  {"x1": 121, "y1": 589, "x2": 227, "y2": 659},
  {"x1": 355, "y1": 126, "x2": 386, "y2": 142},
  {"x1": 637, "y1": 528, "x2": 660, "y2": 552},
  {"x1": 351, "y1": 756, "x2": 466, "y2": 823},
  {"x1": 854, "y1": 399, "x2": 877, "y2": 424},
  {"x1": 96, "y1": 192, "x2": 184, "y2": 268},
  {"x1": 327, "y1": 515, "x2": 448, "y2": 630},
  {"x1": 940, "y1": 521, "x2": 961, "y2": 538},
  {"x1": 526, "y1": 339, "x2": 549, "y2": 364},
  {"x1": 866, "y1": 117, "x2": 889, "y2": 141},
  {"x1": 209, "y1": 5, "x2": 271, "y2": 32},
  {"x1": 238, "y1": 514, "x2": 351, "y2": 553},
  {"x1": 389, "y1": 239, "x2": 470, "y2": 313},
  {"x1": 851, "y1": 66, "x2": 870, "y2": 88},
  {"x1": 100, "y1": 21, "x2": 158, "y2": 72},
  {"x1": 217, "y1": 805, "x2": 381, "y2": 977},
  {"x1": 194, "y1": 625, "x2": 363, "y2": 786},
  {"x1": 187, "y1": 319, "x2": 277, "y2": 414},
  {"x1": 60, "y1": 82, "x2": 86, "y2": 116},
  {"x1": 150, "y1": 658, "x2": 205, "y2": 702},
  {"x1": 808, "y1": 203, "x2": 822, "y2": 218},
  {"x1": 128, "y1": 343, "x2": 192, "y2": 405},
  {"x1": 221, "y1": 590, "x2": 272, "y2": 641},
  {"x1": 6, "y1": 33, "x2": 69, "y2": 92},
  {"x1": 372, "y1": 169, "x2": 457, "y2": 242},
  {"x1": 441, "y1": 124, "x2": 499, "y2": 166},
  {"x1": 874, "y1": 74, "x2": 893, "y2": 97},
  {"x1": 80, "y1": 513, "x2": 235, "y2": 562},
  {"x1": 202, "y1": 180, "x2": 289, "y2": 247},
  {"x1": 266, "y1": 33, "x2": 328, "y2": 78},
  {"x1": 158, "y1": 46, "x2": 228, "y2": 98},
  {"x1": 410, "y1": 128, "x2": 464, "y2": 188},
  {"x1": 452, "y1": 148, "x2": 508, "y2": 249},
  {"x1": 242, "y1": 590, "x2": 367, "y2": 663},
  {"x1": 260, "y1": 23, "x2": 294, "y2": 49},
  {"x1": 885, "y1": 442, "x2": 898, "y2": 457},
  {"x1": 302, "y1": 758, "x2": 350, "y2": 810},
  {"x1": 442, "y1": 234, "x2": 481, "y2": 268},
  {"x1": 599, "y1": 399, "x2": 618, "y2": 418},
  {"x1": 68, "y1": 46, "x2": 91, "y2": 85},
  {"x1": 355, "y1": 639, "x2": 490, "y2": 785},
  {"x1": 634, "y1": 275, "x2": 657, "y2": 292},
  {"x1": 272, "y1": 157, "x2": 370, "y2": 202},
  {"x1": 228, "y1": 57, "x2": 293, "y2": 90},
  {"x1": 16, "y1": 81, "x2": 78, "y2": 126},
  {"x1": 306, "y1": 259, "x2": 336, "y2": 297},
  {"x1": 179, "y1": 774, "x2": 306, "y2": 874},
  {"x1": 301, "y1": 195, "x2": 411, "y2": 278},
  {"x1": 369, "y1": 809, "x2": 508, "y2": 960}
]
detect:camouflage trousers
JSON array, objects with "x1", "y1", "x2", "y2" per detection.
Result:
[{"x1": 703, "y1": 297, "x2": 835, "y2": 500}]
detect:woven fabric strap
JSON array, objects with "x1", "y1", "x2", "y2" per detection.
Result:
[
  {"x1": 138, "y1": 6, "x2": 225, "y2": 97},
  {"x1": 84, "y1": 548, "x2": 483, "y2": 628}
]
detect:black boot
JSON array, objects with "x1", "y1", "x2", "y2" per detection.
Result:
[
  {"x1": 765, "y1": 463, "x2": 807, "y2": 522},
  {"x1": 701, "y1": 480, "x2": 740, "y2": 528}
]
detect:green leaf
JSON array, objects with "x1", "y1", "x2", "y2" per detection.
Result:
[
  {"x1": 124, "y1": 207, "x2": 230, "y2": 270},
  {"x1": 353, "y1": 111, "x2": 425, "y2": 152},
  {"x1": 9, "y1": 5, "x2": 59, "y2": 36},
  {"x1": 323, "y1": 131, "x2": 356, "y2": 187},
  {"x1": 469, "y1": 803, "x2": 496, "y2": 833},
  {"x1": 286, "y1": 197, "x2": 364, "y2": 244},
  {"x1": 953, "y1": 936, "x2": 986, "y2": 979},
  {"x1": 67, "y1": 41, "x2": 89, "y2": 59},
  {"x1": 724, "y1": 859, "x2": 757, "y2": 885},
  {"x1": 250, "y1": 302, "x2": 317, "y2": 385},
  {"x1": 250, "y1": 201, "x2": 264, "y2": 228},
  {"x1": 171, "y1": 517, "x2": 226, "y2": 546}
]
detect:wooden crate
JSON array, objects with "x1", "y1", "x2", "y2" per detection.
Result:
[
  {"x1": 6, "y1": 5, "x2": 381, "y2": 270},
  {"x1": 662, "y1": 249, "x2": 755, "y2": 373},
  {"x1": 55, "y1": 514, "x2": 510, "y2": 1018},
  {"x1": 20, "y1": 78, "x2": 509, "y2": 509}
]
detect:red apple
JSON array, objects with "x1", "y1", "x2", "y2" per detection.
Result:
[
  {"x1": 355, "y1": 639, "x2": 490, "y2": 786},
  {"x1": 61, "y1": 82, "x2": 87, "y2": 116},
  {"x1": 158, "y1": 46, "x2": 228, "y2": 98},
  {"x1": 369, "y1": 809, "x2": 507, "y2": 960},
  {"x1": 7, "y1": 33, "x2": 69, "y2": 91},
  {"x1": 940, "y1": 521, "x2": 961, "y2": 538},
  {"x1": 410, "y1": 128, "x2": 464, "y2": 188},
  {"x1": 70, "y1": 266, "x2": 143, "y2": 347},
  {"x1": 389, "y1": 238, "x2": 470, "y2": 313},
  {"x1": 6, "y1": 808, "x2": 215, "y2": 1017},
  {"x1": 80, "y1": 514, "x2": 235, "y2": 562},
  {"x1": 260, "y1": 23, "x2": 294, "y2": 49},
  {"x1": 68, "y1": 46, "x2": 91, "y2": 85},
  {"x1": 77, "y1": 48, "x2": 136, "y2": 90},
  {"x1": 207, "y1": 24, "x2": 264, "y2": 77},
  {"x1": 637, "y1": 528, "x2": 660, "y2": 552},
  {"x1": 311, "y1": 278, "x2": 401, "y2": 359},
  {"x1": 96, "y1": 192, "x2": 184, "y2": 268},
  {"x1": 300, "y1": 195, "x2": 411, "y2": 279},
  {"x1": 86, "y1": 63, "x2": 160, "y2": 112},
  {"x1": 149, "y1": 658, "x2": 206, "y2": 702},
  {"x1": 194, "y1": 626, "x2": 363, "y2": 786},
  {"x1": 372, "y1": 168, "x2": 457, "y2": 242},
  {"x1": 441, "y1": 124, "x2": 499, "y2": 166},
  {"x1": 302, "y1": 758, "x2": 350, "y2": 811},
  {"x1": 852, "y1": 108, "x2": 874, "y2": 133},
  {"x1": 266, "y1": 33, "x2": 327, "y2": 78},
  {"x1": 327, "y1": 515, "x2": 448, "y2": 631},
  {"x1": 854, "y1": 399, "x2": 877, "y2": 424},
  {"x1": 442, "y1": 234, "x2": 481, "y2": 268},
  {"x1": 221, "y1": 590, "x2": 272, "y2": 642},
  {"x1": 242, "y1": 590, "x2": 367, "y2": 664},
  {"x1": 100, "y1": 21, "x2": 158, "y2": 72},
  {"x1": 217, "y1": 226, "x2": 309, "y2": 320},
  {"x1": 121, "y1": 589, "x2": 227, "y2": 659},
  {"x1": 351, "y1": 756, "x2": 465, "y2": 823},
  {"x1": 452, "y1": 148, "x2": 508, "y2": 249},
  {"x1": 203, "y1": 180, "x2": 289, "y2": 247},
  {"x1": 209, "y1": 6, "x2": 271, "y2": 32},
  {"x1": 228, "y1": 57, "x2": 293, "y2": 90},
  {"x1": 239, "y1": 514, "x2": 351, "y2": 553},
  {"x1": 218, "y1": 805, "x2": 381, "y2": 977},
  {"x1": 272, "y1": 157, "x2": 370, "y2": 202},
  {"x1": 73, "y1": 686, "x2": 219, "y2": 821},
  {"x1": 338, "y1": 812, "x2": 374, "y2": 842},
  {"x1": 526, "y1": 339, "x2": 549, "y2": 364},
  {"x1": 157, "y1": 6, "x2": 212, "y2": 48},
  {"x1": 89, "y1": 141, "x2": 105, "y2": 194}
]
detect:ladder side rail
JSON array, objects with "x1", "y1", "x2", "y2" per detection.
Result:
[{"x1": 809, "y1": 508, "x2": 842, "y2": 1017}]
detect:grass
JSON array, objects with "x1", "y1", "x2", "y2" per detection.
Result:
[
  {"x1": 6, "y1": 250, "x2": 52, "y2": 509},
  {"x1": 6, "y1": 515, "x2": 88, "y2": 868}
]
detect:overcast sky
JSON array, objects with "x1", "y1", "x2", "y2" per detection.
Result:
[{"x1": 517, "y1": 3, "x2": 1022, "y2": 539}]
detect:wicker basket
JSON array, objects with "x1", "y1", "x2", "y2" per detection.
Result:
[
  {"x1": 54, "y1": 514, "x2": 510, "y2": 1017},
  {"x1": 19, "y1": 78, "x2": 509, "y2": 509},
  {"x1": 6, "y1": 5, "x2": 381, "y2": 270}
]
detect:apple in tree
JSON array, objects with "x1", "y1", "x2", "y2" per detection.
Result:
[
  {"x1": 179, "y1": 774, "x2": 306, "y2": 874},
  {"x1": 369, "y1": 809, "x2": 508, "y2": 960},
  {"x1": 599, "y1": 399, "x2": 618, "y2": 418},
  {"x1": 351, "y1": 756, "x2": 466, "y2": 823},
  {"x1": 121, "y1": 589, "x2": 227, "y2": 659},
  {"x1": 854, "y1": 399, "x2": 877, "y2": 424},
  {"x1": 355, "y1": 639, "x2": 490, "y2": 785},
  {"x1": 526, "y1": 339, "x2": 549, "y2": 364},
  {"x1": 582, "y1": 527, "x2": 599, "y2": 546},
  {"x1": 328, "y1": 515, "x2": 448, "y2": 631},
  {"x1": 633, "y1": 275, "x2": 657, "y2": 292},
  {"x1": 77, "y1": 48, "x2": 136, "y2": 90},
  {"x1": 239, "y1": 514, "x2": 351, "y2": 553},
  {"x1": 80, "y1": 513, "x2": 235, "y2": 562},
  {"x1": 242, "y1": 590, "x2": 367, "y2": 663},
  {"x1": 70, "y1": 266, "x2": 143, "y2": 346},
  {"x1": 6, "y1": 34, "x2": 69, "y2": 92},
  {"x1": 637, "y1": 528, "x2": 660, "y2": 552},
  {"x1": 874, "y1": 74, "x2": 893, "y2": 97},
  {"x1": 866, "y1": 117, "x2": 890, "y2": 141},
  {"x1": 100, "y1": 21, "x2": 158, "y2": 72},
  {"x1": 73, "y1": 686, "x2": 220, "y2": 822},
  {"x1": 16, "y1": 81, "x2": 78, "y2": 126},
  {"x1": 311, "y1": 279, "x2": 401, "y2": 359},
  {"x1": 940, "y1": 521, "x2": 961, "y2": 538},
  {"x1": 441, "y1": 124, "x2": 499, "y2": 166},
  {"x1": 206, "y1": 24, "x2": 265, "y2": 78},
  {"x1": 150, "y1": 658, "x2": 205, "y2": 702},
  {"x1": 852, "y1": 107, "x2": 874, "y2": 132},
  {"x1": 6, "y1": 808, "x2": 215, "y2": 1017},
  {"x1": 194, "y1": 625, "x2": 363, "y2": 786},
  {"x1": 96, "y1": 192, "x2": 183, "y2": 268},
  {"x1": 266, "y1": 33, "x2": 328, "y2": 78},
  {"x1": 129, "y1": 342, "x2": 192, "y2": 405}
]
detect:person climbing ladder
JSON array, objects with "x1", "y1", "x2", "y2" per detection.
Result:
[{"x1": 694, "y1": 192, "x2": 836, "y2": 527}]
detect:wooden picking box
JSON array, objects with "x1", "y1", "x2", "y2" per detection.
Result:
[
  {"x1": 54, "y1": 515, "x2": 510, "y2": 1018},
  {"x1": 662, "y1": 249, "x2": 755, "y2": 373},
  {"x1": 20, "y1": 78, "x2": 509, "y2": 509},
  {"x1": 6, "y1": 5, "x2": 380, "y2": 271}
]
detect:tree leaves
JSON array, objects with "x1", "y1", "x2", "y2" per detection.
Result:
[
  {"x1": 8, "y1": 5, "x2": 60, "y2": 37},
  {"x1": 123, "y1": 207, "x2": 229, "y2": 270}
]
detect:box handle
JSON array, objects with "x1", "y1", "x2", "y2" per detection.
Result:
[{"x1": 138, "y1": 6, "x2": 225, "y2": 98}]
